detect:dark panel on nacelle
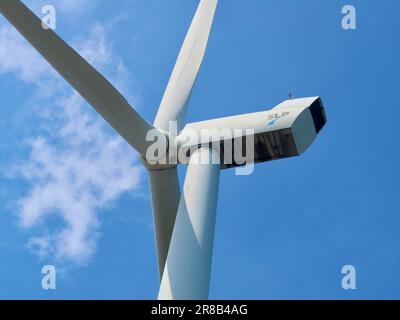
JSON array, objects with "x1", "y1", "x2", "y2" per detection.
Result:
[
  {"x1": 219, "y1": 128, "x2": 298, "y2": 169},
  {"x1": 309, "y1": 98, "x2": 327, "y2": 134}
]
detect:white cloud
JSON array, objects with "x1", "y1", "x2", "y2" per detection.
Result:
[
  {"x1": 0, "y1": 17, "x2": 143, "y2": 264},
  {"x1": 0, "y1": 25, "x2": 55, "y2": 86},
  {"x1": 58, "y1": 0, "x2": 93, "y2": 12},
  {"x1": 27, "y1": 236, "x2": 51, "y2": 259},
  {"x1": 24, "y1": 0, "x2": 94, "y2": 15}
]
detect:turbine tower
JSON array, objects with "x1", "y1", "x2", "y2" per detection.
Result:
[{"x1": 0, "y1": 0, "x2": 326, "y2": 300}]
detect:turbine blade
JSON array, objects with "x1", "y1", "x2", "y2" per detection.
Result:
[
  {"x1": 148, "y1": 168, "x2": 181, "y2": 279},
  {"x1": 158, "y1": 147, "x2": 221, "y2": 300},
  {"x1": 154, "y1": 0, "x2": 218, "y2": 132},
  {"x1": 0, "y1": 0, "x2": 160, "y2": 156}
]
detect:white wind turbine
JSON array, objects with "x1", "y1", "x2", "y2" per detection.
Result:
[{"x1": 0, "y1": 0, "x2": 326, "y2": 300}]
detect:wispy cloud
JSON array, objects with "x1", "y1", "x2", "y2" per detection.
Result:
[
  {"x1": 24, "y1": 0, "x2": 94, "y2": 15},
  {"x1": 58, "y1": 0, "x2": 94, "y2": 13},
  {"x1": 0, "y1": 24, "x2": 55, "y2": 88},
  {"x1": 0, "y1": 13, "x2": 143, "y2": 264}
]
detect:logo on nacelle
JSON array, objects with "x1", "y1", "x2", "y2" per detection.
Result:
[{"x1": 267, "y1": 112, "x2": 290, "y2": 126}]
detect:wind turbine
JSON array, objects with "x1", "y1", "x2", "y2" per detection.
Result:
[{"x1": 0, "y1": 0, "x2": 326, "y2": 300}]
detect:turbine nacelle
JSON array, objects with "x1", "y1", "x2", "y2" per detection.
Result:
[{"x1": 176, "y1": 96, "x2": 326, "y2": 169}]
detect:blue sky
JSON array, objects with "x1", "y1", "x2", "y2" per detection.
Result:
[{"x1": 1, "y1": 0, "x2": 400, "y2": 299}]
